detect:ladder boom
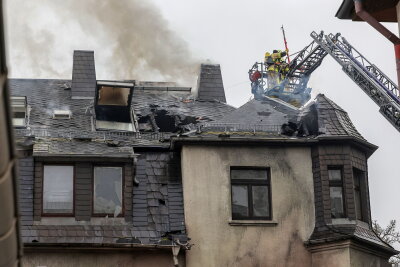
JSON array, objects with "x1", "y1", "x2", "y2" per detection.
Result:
[{"x1": 311, "y1": 31, "x2": 400, "y2": 132}]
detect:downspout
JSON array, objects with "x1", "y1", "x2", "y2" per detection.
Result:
[{"x1": 353, "y1": 0, "x2": 400, "y2": 87}]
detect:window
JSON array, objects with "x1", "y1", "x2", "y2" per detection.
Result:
[
  {"x1": 95, "y1": 81, "x2": 136, "y2": 132},
  {"x1": 230, "y1": 168, "x2": 271, "y2": 220},
  {"x1": 353, "y1": 168, "x2": 365, "y2": 221},
  {"x1": 93, "y1": 167, "x2": 123, "y2": 216},
  {"x1": 43, "y1": 165, "x2": 74, "y2": 215},
  {"x1": 11, "y1": 96, "x2": 27, "y2": 127},
  {"x1": 328, "y1": 167, "x2": 346, "y2": 218},
  {"x1": 53, "y1": 109, "x2": 71, "y2": 119}
]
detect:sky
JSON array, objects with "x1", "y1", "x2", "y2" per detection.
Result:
[{"x1": 4, "y1": 0, "x2": 400, "y2": 228}]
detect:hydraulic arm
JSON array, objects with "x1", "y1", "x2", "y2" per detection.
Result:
[{"x1": 311, "y1": 31, "x2": 400, "y2": 132}]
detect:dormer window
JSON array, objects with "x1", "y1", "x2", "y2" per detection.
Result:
[
  {"x1": 53, "y1": 109, "x2": 71, "y2": 120},
  {"x1": 95, "y1": 81, "x2": 136, "y2": 132},
  {"x1": 11, "y1": 96, "x2": 27, "y2": 127}
]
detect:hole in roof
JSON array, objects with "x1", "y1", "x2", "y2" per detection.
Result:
[{"x1": 154, "y1": 110, "x2": 177, "y2": 132}]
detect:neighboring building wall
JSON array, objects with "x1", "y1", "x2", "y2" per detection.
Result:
[
  {"x1": 22, "y1": 250, "x2": 184, "y2": 267},
  {"x1": 181, "y1": 145, "x2": 315, "y2": 267}
]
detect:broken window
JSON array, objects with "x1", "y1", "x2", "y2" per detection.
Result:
[
  {"x1": 230, "y1": 168, "x2": 271, "y2": 220},
  {"x1": 328, "y1": 168, "x2": 346, "y2": 219},
  {"x1": 11, "y1": 96, "x2": 27, "y2": 127},
  {"x1": 353, "y1": 168, "x2": 365, "y2": 221},
  {"x1": 43, "y1": 165, "x2": 74, "y2": 214},
  {"x1": 93, "y1": 167, "x2": 123, "y2": 216},
  {"x1": 95, "y1": 81, "x2": 136, "y2": 131}
]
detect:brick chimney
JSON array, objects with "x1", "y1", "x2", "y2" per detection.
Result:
[
  {"x1": 197, "y1": 64, "x2": 226, "y2": 103},
  {"x1": 71, "y1": 50, "x2": 96, "y2": 99}
]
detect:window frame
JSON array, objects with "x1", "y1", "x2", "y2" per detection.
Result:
[
  {"x1": 230, "y1": 167, "x2": 272, "y2": 221},
  {"x1": 92, "y1": 165, "x2": 125, "y2": 217},
  {"x1": 353, "y1": 167, "x2": 366, "y2": 222},
  {"x1": 328, "y1": 166, "x2": 346, "y2": 219},
  {"x1": 41, "y1": 163, "x2": 75, "y2": 217}
]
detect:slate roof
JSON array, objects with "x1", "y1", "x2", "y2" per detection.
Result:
[
  {"x1": 132, "y1": 86, "x2": 235, "y2": 128},
  {"x1": 308, "y1": 223, "x2": 396, "y2": 253},
  {"x1": 313, "y1": 94, "x2": 365, "y2": 141},
  {"x1": 32, "y1": 139, "x2": 134, "y2": 157},
  {"x1": 9, "y1": 78, "x2": 236, "y2": 149},
  {"x1": 217, "y1": 97, "x2": 299, "y2": 125}
]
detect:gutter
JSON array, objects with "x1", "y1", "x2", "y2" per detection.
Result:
[
  {"x1": 353, "y1": 0, "x2": 400, "y2": 88},
  {"x1": 170, "y1": 135, "x2": 377, "y2": 156}
]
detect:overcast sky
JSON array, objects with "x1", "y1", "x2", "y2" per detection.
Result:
[{"x1": 5, "y1": 0, "x2": 400, "y2": 227}]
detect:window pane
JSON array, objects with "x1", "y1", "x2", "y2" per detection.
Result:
[
  {"x1": 94, "y1": 167, "x2": 123, "y2": 215},
  {"x1": 330, "y1": 187, "x2": 345, "y2": 218},
  {"x1": 43, "y1": 165, "x2": 73, "y2": 214},
  {"x1": 232, "y1": 185, "x2": 248, "y2": 218},
  {"x1": 231, "y1": 169, "x2": 267, "y2": 180},
  {"x1": 252, "y1": 186, "x2": 269, "y2": 217},
  {"x1": 353, "y1": 169, "x2": 363, "y2": 220},
  {"x1": 354, "y1": 189, "x2": 362, "y2": 220},
  {"x1": 328, "y1": 169, "x2": 342, "y2": 181}
]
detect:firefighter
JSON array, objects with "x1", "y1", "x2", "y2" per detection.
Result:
[
  {"x1": 264, "y1": 52, "x2": 274, "y2": 66},
  {"x1": 267, "y1": 63, "x2": 280, "y2": 89},
  {"x1": 271, "y1": 50, "x2": 287, "y2": 64},
  {"x1": 266, "y1": 49, "x2": 288, "y2": 89}
]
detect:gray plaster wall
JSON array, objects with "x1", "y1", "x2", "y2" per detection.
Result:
[{"x1": 181, "y1": 145, "x2": 315, "y2": 267}]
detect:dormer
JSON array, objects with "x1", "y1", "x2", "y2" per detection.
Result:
[{"x1": 94, "y1": 81, "x2": 136, "y2": 131}]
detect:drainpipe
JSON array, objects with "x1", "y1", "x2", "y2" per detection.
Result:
[{"x1": 353, "y1": 0, "x2": 400, "y2": 87}]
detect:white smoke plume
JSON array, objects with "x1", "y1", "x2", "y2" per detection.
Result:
[{"x1": 5, "y1": 0, "x2": 200, "y2": 86}]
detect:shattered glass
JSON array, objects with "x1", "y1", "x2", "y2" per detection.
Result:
[{"x1": 94, "y1": 167, "x2": 123, "y2": 216}]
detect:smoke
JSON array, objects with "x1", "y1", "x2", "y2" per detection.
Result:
[{"x1": 5, "y1": 0, "x2": 200, "y2": 86}]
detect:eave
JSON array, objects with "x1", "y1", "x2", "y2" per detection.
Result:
[
  {"x1": 170, "y1": 135, "x2": 378, "y2": 157},
  {"x1": 336, "y1": 0, "x2": 399, "y2": 22}
]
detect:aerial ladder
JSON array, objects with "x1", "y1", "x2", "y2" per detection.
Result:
[
  {"x1": 249, "y1": 31, "x2": 400, "y2": 132},
  {"x1": 310, "y1": 31, "x2": 400, "y2": 132}
]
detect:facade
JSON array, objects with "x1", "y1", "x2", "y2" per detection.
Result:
[{"x1": 11, "y1": 50, "x2": 397, "y2": 266}]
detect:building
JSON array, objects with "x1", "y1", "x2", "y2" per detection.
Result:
[{"x1": 10, "y1": 50, "x2": 397, "y2": 266}]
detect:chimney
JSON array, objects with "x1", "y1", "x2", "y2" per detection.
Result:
[
  {"x1": 197, "y1": 64, "x2": 226, "y2": 103},
  {"x1": 71, "y1": 50, "x2": 96, "y2": 99}
]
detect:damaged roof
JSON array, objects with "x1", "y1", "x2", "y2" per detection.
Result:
[{"x1": 9, "y1": 78, "x2": 236, "y2": 152}]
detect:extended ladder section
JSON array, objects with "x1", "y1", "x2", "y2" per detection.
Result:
[
  {"x1": 284, "y1": 32, "x2": 328, "y2": 93},
  {"x1": 311, "y1": 31, "x2": 400, "y2": 132}
]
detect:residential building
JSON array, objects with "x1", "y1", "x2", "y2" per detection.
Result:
[{"x1": 10, "y1": 50, "x2": 397, "y2": 267}]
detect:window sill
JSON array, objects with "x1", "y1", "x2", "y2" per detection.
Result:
[{"x1": 228, "y1": 220, "x2": 278, "y2": 226}]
